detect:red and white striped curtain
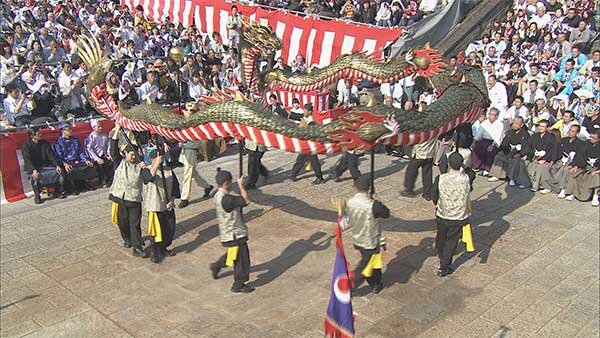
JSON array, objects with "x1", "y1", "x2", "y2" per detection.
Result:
[{"x1": 120, "y1": 0, "x2": 404, "y2": 67}]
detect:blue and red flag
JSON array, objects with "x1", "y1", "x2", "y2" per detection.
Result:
[{"x1": 324, "y1": 216, "x2": 355, "y2": 338}]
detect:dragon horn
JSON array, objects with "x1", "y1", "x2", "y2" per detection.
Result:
[
  {"x1": 366, "y1": 96, "x2": 377, "y2": 107},
  {"x1": 76, "y1": 37, "x2": 94, "y2": 67},
  {"x1": 424, "y1": 42, "x2": 432, "y2": 50}
]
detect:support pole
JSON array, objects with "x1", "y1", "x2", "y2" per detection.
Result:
[
  {"x1": 370, "y1": 147, "x2": 375, "y2": 197},
  {"x1": 238, "y1": 140, "x2": 245, "y2": 178}
]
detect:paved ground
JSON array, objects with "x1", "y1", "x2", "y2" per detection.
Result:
[{"x1": 1, "y1": 149, "x2": 598, "y2": 338}]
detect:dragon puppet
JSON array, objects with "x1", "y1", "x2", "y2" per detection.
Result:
[{"x1": 76, "y1": 21, "x2": 490, "y2": 155}]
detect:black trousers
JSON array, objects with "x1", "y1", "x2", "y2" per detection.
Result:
[
  {"x1": 95, "y1": 157, "x2": 114, "y2": 184},
  {"x1": 117, "y1": 202, "x2": 142, "y2": 248},
  {"x1": 214, "y1": 239, "x2": 251, "y2": 287},
  {"x1": 290, "y1": 154, "x2": 323, "y2": 179},
  {"x1": 246, "y1": 150, "x2": 268, "y2": 186},
  {"x1": 331, "y1": 152, "x2": 361, "y2": 180},
  {"x1": 64, "y1": 163, "x2": 96, "y2": 192},
  {"x1": 435, "y1": 216, "x2": 466, "y2": 272},
  {"x1": 352, "y1": 246, "x2": 382, "y2": 288},
  {"x1": 155, "y1": 209, "x2": 176, "y2": 249},
  {"x1": 404, "y1": 157, "x2": 433, "y2": 195}
]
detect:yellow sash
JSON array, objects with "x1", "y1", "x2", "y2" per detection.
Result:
[
  {"x1": 225, "y1": 246, "x2": 239, "y2": 267},
  {"x1": 306, "y1": 162, "x2": 312, "y2": 171},
  {"x1": 147, "y1": 212, "x2": 163, "y2": 243},
  {"x1": 111, "y1": 202, "x2": 118, "y2": 225},
  {"x1": 462, "y1": 224, "x2": 475, "y2": 252},
  {"x1": 361, "y1": 253, "x2": 383, "y2": 278}
]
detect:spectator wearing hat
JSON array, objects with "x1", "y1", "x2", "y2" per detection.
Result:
[
  {"x1": 209, "y1": 169, "x2": 255, "y2": 293},
  {"x1": 22, "y1": 127, "x2": 66, "y2": 203},
  {"x1": 563, "y1": 129, "x2": 600, "y2": 206},
  {"x1": 431, "y1": 152, "x2": 475, "y2": 277},
  {"x1": 86, "y1": 119, "x2": 113, "y2": 188},
  {"x1": 54, "y1": 123, "x2": 96, "y2": 194},
  {"x1": 109, "y1": 144, "x2": 147, "y2": 257},
  {"x1": 339, "y1": 174, "x2": 389, "y2": 294}
]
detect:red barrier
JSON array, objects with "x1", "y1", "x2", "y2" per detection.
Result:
[{"x1": 0, "y1": 119, "x2": 115, "y2": 203}]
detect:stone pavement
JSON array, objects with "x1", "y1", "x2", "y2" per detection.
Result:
[{"x1": 1, "y1": 149, "x2": 598, "y2": 338}]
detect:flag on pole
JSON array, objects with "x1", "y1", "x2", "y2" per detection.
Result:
[{"x1": 324, "y1": 217, "x2": 355, "y2": 338}]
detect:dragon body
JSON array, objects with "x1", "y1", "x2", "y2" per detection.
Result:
[
  {"x1": 78, "y1": 21, "x2": 489, "y2": 155},
  {"x1": 238, "y1": 20, "x2": 445, "y2": 95}
]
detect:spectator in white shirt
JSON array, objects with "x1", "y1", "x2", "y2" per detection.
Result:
[
  {"x1": 531, "y1": 4, "x2": 551, "y2": 29},
  {"x1": 20, "y1": 62, "x2": 49, "y2": 95},
  {"x1": 521, "y1": 79, "x2": 547, "y2": 107},
  {"x1": 137, "y1": 71, "x2": 164, "y2": 103},
  {"x1": 483, "y1": 61, "x2": 496, "y2": 80},
  {"x1": 58, "y1": 61, "x2": 85, "y2": 117},
  {"x1": 501, "y1": 96, "x2": 530, "y2": 129},
  {"x1": 490, "y1": 32, "x2": 507, "y2": 55},
  {"x1": 380, "y1": 81, "x2": 403, "y2": 108},
  {"x1": 483, "y1": 46, "x2": 498, "y2": 65},
  {"x1": 2, "y1": 83, "x2": 34, "y2": 127},
  {"x1": 496, "y1": 54, "x2": 510, "y2": 78},
  {"x1": 188, "y1": 71, "x2": 209, "y2": 101},
  {"x1": 487, "y1": 75, "x2": 508, "y2": 115},
  {"x1": 337, "y1": 79, "x2": 358, "y2": 107}
]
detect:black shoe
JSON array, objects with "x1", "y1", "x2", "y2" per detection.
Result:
[
  {"x1": 132, "y1": 247, "x2": 149, "y2": 258},
  {"x1": 71, "y1": 190, "x2": 80, "y2": 196},
  {"x1": 101, "y1": 183, "x2": 109, "y2": 188},
  {"x1": 422, "y1": 193, "x2": 432, "y2": 201},
  {"x1": 210, "y1": 263, "x2": 220, "y2": 279},
  {"x1": 178, "y1": 199, "x2": 190, "y2": 208},
  {"x1": 203, "y1": 185, "x2": 214, "y2": 198},
  {"x1": 160, "y1": 247, "x2": 176, "y2": 257},
  {"x1": 334, "y1": 177, "x2": 342, "y2": 183},
  {"x1": 34, "y1": 195, "x2": 42, "y2": 204},
  {"x1": 437, "y1": 267, "x2": 454, "y2": 277},
  {"x1": 400, "y1": 190, "x2": 416, "y2": 197},
  {"x1": 245, "y1": 184, "x2": 257, "y2": 190},
  {"x1": 231, "y1": 284, "x2": 255, "y2": 293},
  {"x1": 151, "y1": 254, "x2": 161, "y2": 263},
  {"x1": 59, "y1": 191, "x2": 67, "y2": 199},
  {"x1": 123, "y1": 240, "x2": 132, "y2": 248},
  {"x1": 290, "y1": 176, "x2": 298, "y2": 182},
  {"x1": 371, "y1": 283, "x2": 384, "y2": 294},
  {"x1": 312, "y1": 177, "x2": 325, "y2": 185}
]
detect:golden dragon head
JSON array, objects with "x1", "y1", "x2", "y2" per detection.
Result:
[
  {"x1": 240, "y1": 20, "x2": 283, "y2": 57},
  {"x1": 76, "y1": 34, "x2": 112, "y2": 91}
]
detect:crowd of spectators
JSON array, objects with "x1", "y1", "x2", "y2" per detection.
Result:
[{"x1": 462, "y1": 0, "x2": 600, "y2": 206}]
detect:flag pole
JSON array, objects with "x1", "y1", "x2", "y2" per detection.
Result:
[{"x1": 370, "y1": 147, "x2": 375, "y2": 197}]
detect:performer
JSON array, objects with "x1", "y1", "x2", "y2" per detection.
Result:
[
  {"x1": 340, "y1": 175, "x2": 389, "y2": 294},
  {"x1": 209, "y1": 170, "x2": 255, "y2": 293},
  {"x1": 142, "y1": 150, "x2": 180, "y2": 263},
  {"x1": 401, "y1": 138, "x2": 436, "y2": 200},
  {"x1": 555, "y1": 125, "x2": 585, "y2": 198},
  {"x1": 488, "y1": 116, "x2": 530, "y2": 187},
  {"x1": 108, "y1": 145, "x2": 147, "y2": 257},
  {"x1": 289, "y1": 104, "x2": 325, "y2": 184},
  {"x1": 439, "y1": 124, "x2": 474, "y2": 176},
  {"x1": 328, "y1": 150, "x2": 362, "y2": 182},
  {"x1": 431, "y1": 152, "x2": 474, "y2": 277},
  {"x1": 178, "y1": 141, "x2": 214, "y2": 208},
  {"x1": 244, "y1": 140, "x2": 268, "y2": 190},
  {"x1": 564, "y1": 129, "x2": 600, "y2": 205},
  {"x1": 524, "y1": 119, "x2": 557, "y2": 193}
]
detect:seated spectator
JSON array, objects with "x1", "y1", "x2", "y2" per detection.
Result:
[
  {"x1": 490, "y1": 32, "x2": 507, "y2": 55},
  {"x1": 54, "y1": 123, "x2": 96, "y2": 195},
  {"x1": 2, "y1": 83, "x2": 34, "y2": 127},
  {"x1": 531, "y1": 3, "x2": 551, "y2": 30},
  {"x1": 544, "y1": 0, "x2": 562, "y2": 14},
  {"x1": 555, "y1": 32, "x2": 572, "y2": 58},
  {"x1": 560, "y1": 45, "x2": 587, "y2": 71},
  {"x1": 354, "y1": 1, "x2": 375, "y2": 24},
  {"x1": 188, "y1": 71, "x2": 209, "y2": 102},
  {"x1": 503, "y1": 61, "x2": 526, "y2": 101},
  {"x1": 483, "y1": 46, "x2": 498, "y2": 65},
  {"x1": 501, "y1": 96, "x2": 529, "y2": 128},
  {"x1": 165, "y1": 71, "x2": 190, "y2": 104},
  {"x1": 579, "y1": 50, "x2": 600, "y2": 75},
  {"x1": 86, "y1": 119, "x2": 113, "y2": 188},
  {"x1": 483, "y1": 61, "x2": 496, "y2": 80},
  {"x1": 554, "y1": 125, "x2": 585, "y2": 197},
  {"x1": 291, "y1": 55, "x2": 308, "y2": 74},
  {"x1": 58, "y1": 61, "x2": 86, "y2": 118},
  {"x1": 22, "y1": 127, "x2": 66, "y2": 203},
  {"x1": 489, "y1": 116, "x2": 530, "y2": 187},
  {"x1": 273, "y1": 56, "x2": 291, "y2": 72},
  {"x1": 521, "y1": 79, "x2": 546, "y2": 107},
  {"x1": 472, "y1": 108, "x2": 504, "y2": 176},
  {"x1": 554, "y1": 59, "x2": 579, "y2": 95},
  {"x1": 399, "y1": 1, "x2": 420, "y2": 26},
  {"x1": 524, "y1": 119, "x2": 557, "y2": 192},
  {"x1": 390, "y1": 2, "x2": 402, "y2": 27},
  {"x1": 496, "y1": 54, "x2": 510, "y2": 78},
  {"x1": 337, "y1": 78, "x2": 358, "y2": 107},
  {"x1": 419, "y1": 0, "x2": 439, "y2": 14},
  {"x1": 340, "y1": 0, "x2": 357, "y2": 21},
  {"x1": 288, "y1": 98, "x2": 304, "y2": 123},
  {"x1": 562, "y1": 8, "x2": 582, "y2": 29},
  {"x1": 118, "y1": 80, "x2": 140, "y2": 107},
  {"x1": 269, "y1": 94, "x2": 288, "y2": 119},
  {"x1": 569, "y1": 21, "x2": 592, "y2": 46},
  {"x1": 137, "y1": 71, "x2": 164, "y2": 103},
  {"x1": 43, "y1": 39, "x2": 68, "y2": 64},
  {"x1": 563, "y1": 129, "x2": 600, "y2": 206},
  {"x1": 487, "y1": 75, "x2": 508, "y2": 116},
  {"x1": 552, "y1": 110, "x2": 580, "y2": 138},
  {"x1": 581, "y1": 104, "x2": 600, "y2": 138},
  {"x1": 26, "y1": 41, "x2": 45, "y2": 64},
  {"x1": 520, "y1": 64, "x2": 547, "y2": 91},
  {"x1": 375, "y1": 2, "x2": 391, "y2": 27}
]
